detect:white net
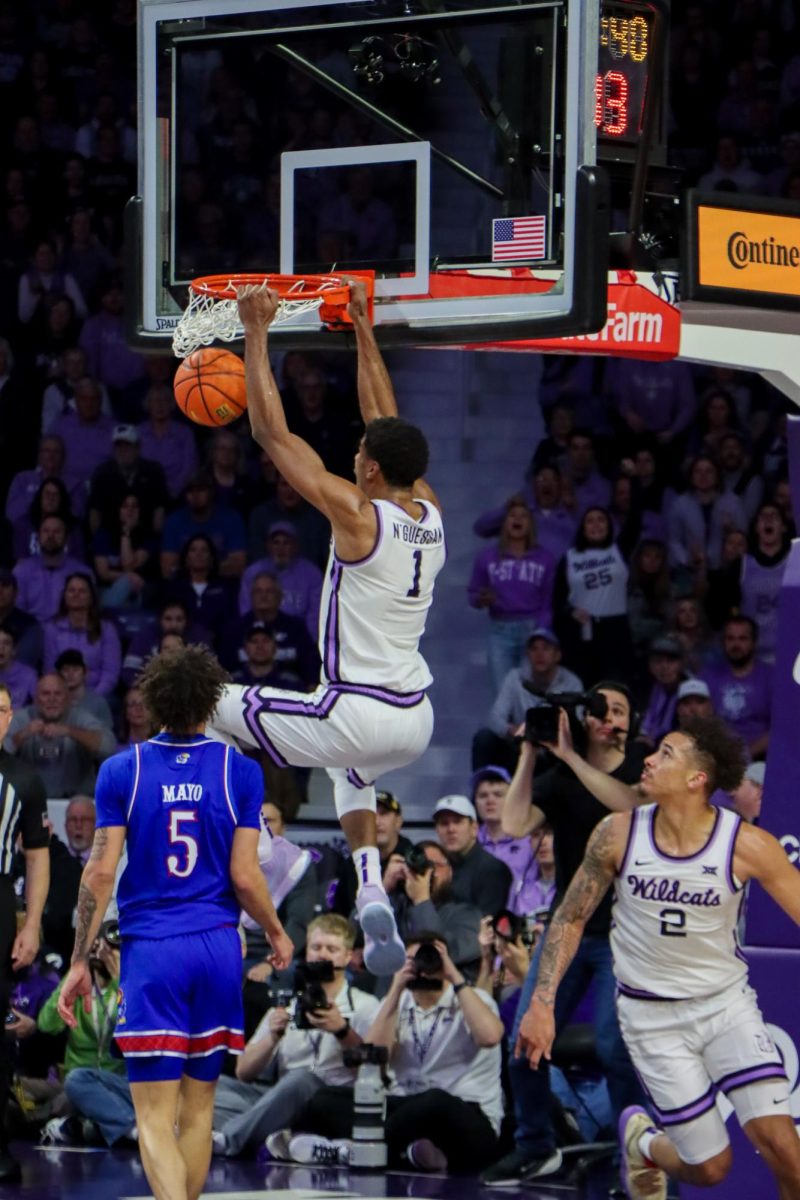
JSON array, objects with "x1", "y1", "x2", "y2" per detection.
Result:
[{"x1": 171, "y1": 277, "x2": 337, "y2": 358}]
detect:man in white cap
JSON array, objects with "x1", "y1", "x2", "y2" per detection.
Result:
[
  {"x1": 434, "y1": 795, "x2": 512, "y2": 917},
  {"x1": 675, "y1": 679, "x2": 714, "y2": 728},
  {"x1": 731, "y1": 761, "x2": 765, "y2": 824}
]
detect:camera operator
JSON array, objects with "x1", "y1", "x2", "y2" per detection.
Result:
[
  {"x1": 288, "y1": 933, "x2": 504, "y2": 1173},
  {"x1": 482, "y1": 681, "x2": 647, "y2": 1186},
  {"x1": 211, "y1": 914, "x2": 379, "y2": 1158},
  {"x1": 331, "y1": 791, "x2": 413, "y2": 918},
  {"x1": 382, "y1": 840, "x2": 483, "y2": 980}
]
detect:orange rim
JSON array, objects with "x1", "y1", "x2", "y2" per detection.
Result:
[{"x1": 188, "y1": 271, "x2": 374, "y2": 326}]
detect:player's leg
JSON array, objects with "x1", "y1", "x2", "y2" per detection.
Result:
[
  {"x1": 129, "y1": 1077, "x2": 187, "y2": 1200},
  {"x1": 741, "y1": 1114, "x2": 800, "y2": 1200},
  {"x1": 620, "y1": 1106, "x2": 733, "y2": 1191},
  {"x1": 176, "y1": 1076, "x2": 217, "y2": 1200}
]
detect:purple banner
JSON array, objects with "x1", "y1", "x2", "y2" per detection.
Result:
[
  {"x1": 682, "y1": 947, "x2": 800, "y2": 1199},
  {"x1": 746, "y1": 415, "x2": 800, "y2": 948}
]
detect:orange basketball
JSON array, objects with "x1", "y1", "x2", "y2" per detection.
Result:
[{"x1": 173, "y1": 347, "x2": 247, "y2": 427}]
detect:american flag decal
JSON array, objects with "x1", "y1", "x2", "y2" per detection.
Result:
[{"x1": 492, "y1": 215, "x2": 547, "y2": 261}]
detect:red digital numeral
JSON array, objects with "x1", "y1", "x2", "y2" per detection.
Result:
[{"x1": 594, "y1": 70, "x2": 629, "y2": 137}]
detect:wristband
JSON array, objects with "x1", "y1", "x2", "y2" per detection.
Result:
[
  {"x1": 453, "y1": 981, "x2": 469, "y2": 995},
  {"x1": 333, "y1": 1018, "x2": 350, "y2": 1040}
]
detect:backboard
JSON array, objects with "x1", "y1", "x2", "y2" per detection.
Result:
[{"x1": 129, "y1": 0, "x2": 630, "y2": 351}]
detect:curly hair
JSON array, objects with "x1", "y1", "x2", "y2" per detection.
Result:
[
  {"x1": 680, "y1": 716, "x2": 747, "y2": 795},
  {"x1": 363, "y1": 417, "x2": 429, "y2": 488},
  {"x1": 137, "y1": 644, "x2": 230, "y2": 733}
]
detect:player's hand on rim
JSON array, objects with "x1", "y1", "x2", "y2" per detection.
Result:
[
  {"x1": 344, "y1": 277, "x2": 369, "y2": 322},
  {"x1": 515, "y1": 996, "x2": 555, "y2": 1069},
  {"x1": 237, "y1": 287, "x2": 281, "y2": 330}
]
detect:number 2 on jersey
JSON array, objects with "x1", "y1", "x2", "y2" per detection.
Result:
[
  {"x1": 406, "y1": 549, "x2": 423, "y2": 597},
  {"x1": 659, "y1": 907, "x2": 687, "y2": 937},
  {"x1": 167, "y1": 809, "x2": 199, "y2": 878}
]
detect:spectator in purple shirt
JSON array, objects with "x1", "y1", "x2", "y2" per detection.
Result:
[
  {"x1": 42, "y1": 573, "x2": 121, "y2": 697},
  {"x1": 13, "y1": 515, "x2": 92, "y2": 623},
  {"x1": 702, "y1": 615, "x2": 772, "y2": 761},
  {"x1": 468, "y1": 496, "x2": 557, "y2": 692},
  {"x1": 231, "y1": 624, "x2": 300, "y2": 689},
  {"x1": 638, "y1": 634, "x2": 689, "y2": 747},
  {"x1": 605, "y1": 358, "x2": 697, "y2": 460},
  {"x1": 86, "y1": 423, "x2": 168, "y2": 535},
  {"x1": 238, "y1": 522, "x2": 323, "y2": 638},
  {"x1": 0, "y1": 624, "x2": 38, "y2": 708},
  {"x1": 248, "y1": 473, "x2": 331, "y2": 568},
  {"x1": 474, "y1": 766, "x2": 536, "y2": 910},
  {"x1": 12, "y1": 475, "x2": 84, "y2": 562},
  {"x1": 219, "y1": 570, "x2": 319, "y2": 687},
  {"x1": 561, "y1": 428, "x2": 612, "y2": 517},
  {"x1": 78, "y1": 275, "x2": 148, "y2": 420},
  {"x1": 510, "y1": 828, "x2": 556, "y2": 922},
  {"x1": 50, "y1": 375, "x2": 116, "y2": 493},
  {"x1": 136, "y1": 381, "x2": 198, "y2": 501},
  {"x1": 6, "y1": 433, "x2": 85, "y2": 522},
  {"x1": 160, "y1": 472, "x2": 247, "y2": 581},
  {"x1": 472, "y1": 466, "x2": 577, "y2": 566}
]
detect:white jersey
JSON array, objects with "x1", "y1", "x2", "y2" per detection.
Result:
[
  {"x1": 611, "y1": 803, "x2": 747, "y2": 1001},
  {"x1": 566, "y1": 543, "x2": 628, "y2": 617},
  {"x1": 318, "y1": 498, "x2": 446, "y2": 695}
]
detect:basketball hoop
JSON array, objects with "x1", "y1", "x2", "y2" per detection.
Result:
[{"x1": 171, "y1": 272, "x2": 373, "y2": 358}]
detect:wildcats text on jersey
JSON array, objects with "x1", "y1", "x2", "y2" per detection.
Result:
[
  {"x1": 161, "y1": 783, "x2": 204, "y2": 804},
  {"x1": 391, "y1": 521, "x2": 444, "y2": 546},
  {"x1": 627, "y1": 873, "x2": 722, "y2": 907}
]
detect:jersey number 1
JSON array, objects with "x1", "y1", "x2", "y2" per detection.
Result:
[
  {"x1": 167, "y1": 809, "x2": 199, "y2": 878},
  {"x1": 406, "y1": 549, "x2": 423, "y2": 597}
]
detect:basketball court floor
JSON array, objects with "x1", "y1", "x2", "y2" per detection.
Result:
[{"x1": 6, "y1": 1141, "x2": 621, "y2": 1200}]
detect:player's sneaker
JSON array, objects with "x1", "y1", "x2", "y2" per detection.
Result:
[
  {"x1": 288, "y1": 1134, "x2": 352, "y2": 1166},
  {"x1": 265, "y1": 1129, "x2": 293, "y2": 1161},
  {"x1": 619, "y1": 1106, "x2": 667, "y2": 1200},
  {"x1": 480, "y1": 1145, "x2": 563, "y2": 1186},
  {"x1": 356, "y1": 884, "x2": 406, "y2": 976}
]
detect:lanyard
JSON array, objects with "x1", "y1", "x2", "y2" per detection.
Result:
[
  {"x1": 408, "y1": 1004, "x2": 444, "y2": 1065},
  {"x1": 90, "y1": 981, "x2": 116, "y2": 1061}
]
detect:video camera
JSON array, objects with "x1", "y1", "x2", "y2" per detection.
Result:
[
  {"x1": 293, "y1": 959, "x2": 334, "y2": 1029},
  {"x1": 523, "y1": 689, "x2": 610, "y2": 747},
  {"x1": 406, "y1": 942, "x2": 444, "y2": 991}
]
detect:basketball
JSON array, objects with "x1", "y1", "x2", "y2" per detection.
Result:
[{"x1": 173, "y1": 347, "x2": 247, "y2": 427}]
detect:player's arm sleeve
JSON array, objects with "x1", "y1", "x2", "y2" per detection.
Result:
[
  {"x1": 229, "y1": 753, "x2": 264, "y2": 829},
  {"x1": 94, "y1": 753, "x2": 135, "y2": 828},
  {"x1": 17, "y1": 768, "x2": 49, "y2": 850}
]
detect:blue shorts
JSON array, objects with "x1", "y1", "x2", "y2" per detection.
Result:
[{"x1": 115, "y1": 925, "x2": 244, "y2": 1083}]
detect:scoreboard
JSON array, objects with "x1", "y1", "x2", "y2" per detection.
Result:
[{"x1": 595, "y1": 0, "x2": 669, "y2": 165}]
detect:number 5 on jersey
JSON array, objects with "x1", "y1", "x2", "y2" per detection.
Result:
[{"x1": 167, "y1": 809, "x2": 199, "y2": 877}]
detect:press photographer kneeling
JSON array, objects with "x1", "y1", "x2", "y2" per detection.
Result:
[
  {"x1": 482, "y1": 683, "x2": 648, "y2": 1186},
  {"x1": 286, "y1": 933, "x2": 504, "y2": 1172}
]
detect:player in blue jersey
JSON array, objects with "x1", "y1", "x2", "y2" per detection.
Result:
[
  {"x1": 57, "y1": 645, "x2": 292, "y2": 1200},
  {"x1": 208, "y1": 282, "x2": 445, "y2": 978}
]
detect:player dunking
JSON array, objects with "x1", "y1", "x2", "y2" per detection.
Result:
[
  {"x1": 57, "y1": 646, "x2": 292, "y2": 1200},
  {"x1": 518, "y1": 713, "x2": 800, "y2": 1200},
  {"x1": 209, "y1": 282, "x2": 445, "y2": 976}
]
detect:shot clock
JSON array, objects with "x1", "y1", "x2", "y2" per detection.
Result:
[{"x1": 595, "y1": 0, "x2": 669, "y2": 166}]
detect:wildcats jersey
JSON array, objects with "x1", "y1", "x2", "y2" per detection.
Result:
[
  {"x1": 566, "y1": 543, "x2": 628, "y2": 617},
  {"x1": 612, "y1": 804, "x2": 747, "y2": 1001},
  {"x1": 318, "y1": 498, "x2": 446, "y2": 694},
  {"x1": 95, "y1": 734, "x2": 262, "y2": 939}
]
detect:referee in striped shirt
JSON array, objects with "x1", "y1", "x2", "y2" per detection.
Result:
[{"x1": 0, "y1": 683, "x2": 49, "y2": 1182}]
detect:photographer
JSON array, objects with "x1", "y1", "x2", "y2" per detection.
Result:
[
  {"x1": 482, "y1": 682, "x2": 647, "y2": 1186},
  {"x1": 211, "y1": 914, "x2": 379, "y2": 1158},
  {"x1": 38, "y1": 921, "x2": 128, "y2": 1147},
  {"x1": 287, "y1": 933, "x2": 504, "y2": 1173},
  {"x1": 383, "y1": 840, "x2": 483, "y2": 979}
]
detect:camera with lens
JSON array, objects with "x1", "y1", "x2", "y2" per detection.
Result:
[
  {"x1": 492, "y1": 910, "x2": 525, "y2": 943},
  {"x1": 404, "y1": 844, "x2": 432, "y2": 876},
  {"x1": 99, "y1": 920, "x2": 121, "y2": 948},
  {"x1": 293, "y1": 960, "x2": 334, "y2": 1029},
  {"x1": 523, "y1": 689, "x2": 609, "y2": 747},
  {"x1": 406, "y1": 942, "x2": 444, "y2": 991}
]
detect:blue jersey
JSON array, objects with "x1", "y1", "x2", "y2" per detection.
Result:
[{"x1": 95, "y1": 734, "x2": 262, "y2": 939}]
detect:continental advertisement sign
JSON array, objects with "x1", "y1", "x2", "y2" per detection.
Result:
[{"x1": 684, "y1": 191, "x2": 800, "y2": 310}]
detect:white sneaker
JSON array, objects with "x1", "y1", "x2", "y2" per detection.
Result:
[
  {"x1": 265, "y1": 1128, "x2": 293, "y2": 1161},
  {"x1": 40, "y1": 1116, "x2": 81, "y2": 1146},
  {"x1": 211, "y1": 1131, "x2": 227, "y2": 1156},
  {"x1": 356, "y1": 884, "x2": 406, "y2": 976},
  {"x1": 288, "y1": 1134, "x2": 352, "y2": 1167},
  {"x1": 619, "y1": 1106, "x2": 667, "y2": 1200}
]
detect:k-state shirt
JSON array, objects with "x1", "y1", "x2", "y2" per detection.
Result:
[{"x1": 95, "y1": 734, "x2": 262, "y2": 938}]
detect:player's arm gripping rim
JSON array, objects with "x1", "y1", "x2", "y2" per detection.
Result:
[
  {"x1": 57, "y1": 824, "x2": 127, "y2": 1026},
  {"x1": 516, "y1": 813, "x2": 625, "y2": 1069}
]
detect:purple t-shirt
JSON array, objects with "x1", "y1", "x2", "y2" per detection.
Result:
[
  {"x1": 478, "y1": 825, "x2": 536, "y2": 903},
  {"x1": 238, "y1": 556, "x2": 323, "y2": 637},
  {"x1": 49, "y1": 412, "x2": 117, "y2": 492},
  {"x1": 468, "y1": 544, "x2": 556, "y2": 624},
  {"x1": 43, "y1": 617, "x2": 122, "y2": 695},
  {"x1": 0, "y1": 661, "x2": 38, "y2": 708},
  {"x1": 702, "y1": 661, "x2": 773, "y2": 746},
  {"x1": 137, "y1": 419, "x2": 199, "y2": 500},
  {"x1": 13, "y1": 556, "x2": 94, "y2": 623}
]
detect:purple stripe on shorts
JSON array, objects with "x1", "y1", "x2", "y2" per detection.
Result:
[
  {"x1": 656, "y1": 1086, "x2": 717, "y2": 1126},
  {"x1": 716, "y1": 1064, "x2": 787, "y2": 1094},
  {"x1": 331, "y1": 682, "x2": 426, "y2": 707},
  {"x1": 241, "y1": 687, "x2": 290, "y2": 767}
]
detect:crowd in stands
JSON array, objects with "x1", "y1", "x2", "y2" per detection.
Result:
[{"x1": 0, "y1": 0, "x2": 798, "y2": 1179}]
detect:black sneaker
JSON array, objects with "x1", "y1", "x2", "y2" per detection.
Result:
[{"x1": 480, "y1": 1146, "x2": 563, "y2": 1186}]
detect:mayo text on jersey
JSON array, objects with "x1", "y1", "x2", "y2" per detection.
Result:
[{"x1": 161, "y1": 784, "x2": 204, "y2": 804}]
